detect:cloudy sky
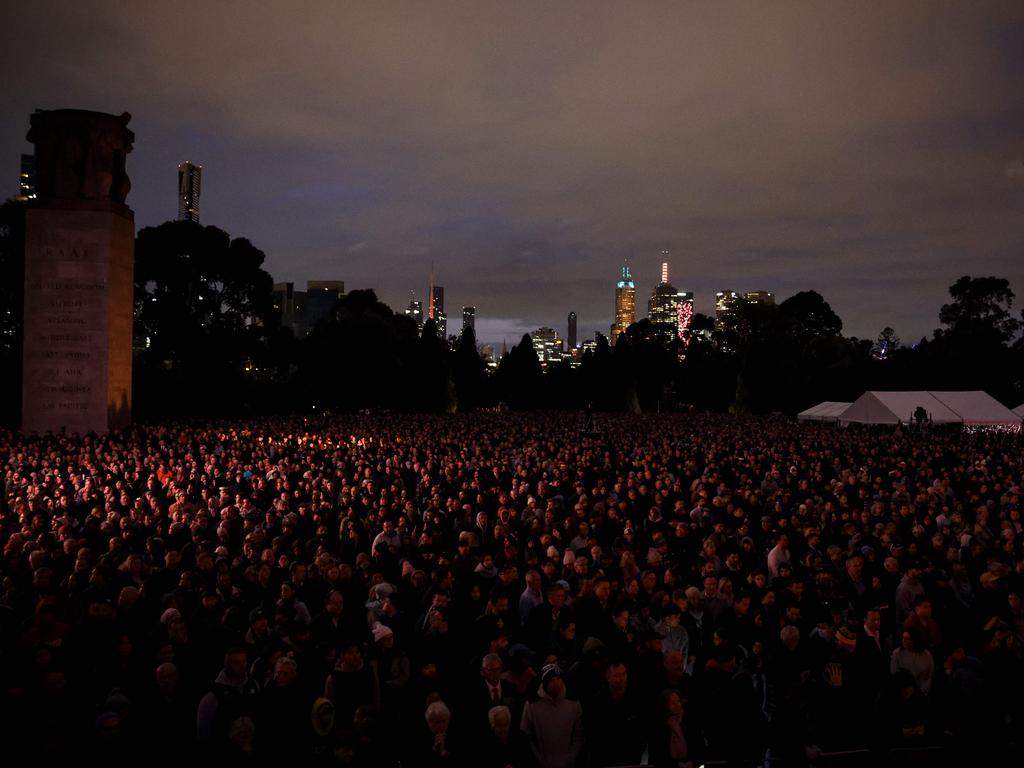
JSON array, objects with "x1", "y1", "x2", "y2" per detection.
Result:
[{"x1": 3, "y1": 1, "x2": 1022, "y2": 347}]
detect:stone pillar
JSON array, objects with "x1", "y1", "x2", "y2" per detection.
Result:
[{"x1": 21, "y1": 110, "x2": 135, "y2": 434}]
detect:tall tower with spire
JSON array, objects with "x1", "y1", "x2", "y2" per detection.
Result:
[
  {"x1": 648, "y1": 258, "x2": 692, "y2": 345},
  {"x1": 427, "y1": 267, "x2": 446, "y2": 338},
  {"x1": 611, "y1": 262, "x2": 635, "y2": 345}
]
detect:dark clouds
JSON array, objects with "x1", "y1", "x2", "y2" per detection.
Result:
[{"x1": 2, "y1": 1, "x2": 1022, "y2": 346}]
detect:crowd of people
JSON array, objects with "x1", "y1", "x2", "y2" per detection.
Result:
[{"x1": 1, "y1": 412, "x2": 1022, "y2": 766}]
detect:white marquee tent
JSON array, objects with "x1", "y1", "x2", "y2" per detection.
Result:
[
  {"x1": 837, "y1": 391, "x2": 1022, "y2": 427},
  {"x1": 797, "y1": 401, "x2": 852, "y2": 422},
  {"x1": 1015, "y1": 404, "x2": 1024, "y2": 420},
  {"x1": 839, "y1": 392, "x2": 960, "y2": 425},
  {"x1": 929, "y1": 391, "x2": 1022, "y2": 426}
]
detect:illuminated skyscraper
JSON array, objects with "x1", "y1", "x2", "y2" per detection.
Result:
[
  {"x1": 567, "y1": 311, "x2": 577, "y2": 350},
  {"x1": 462, "y1": 306, "x2": 475, "y2": 335},
  {"x1": 405, "y1": 294, "x2": 423, "y2": 332},
  {"x1": 648, "y1": 261, "x2": 693, "y2": 345},
  {"x1": 611, "y1": 263, "x2": 635, "y2": 345},
  {"x1": 530, "y1": 326, "x2": 564, "y2": 366},
  {"x1": 177, "y1": 161, "x2": 202, "y2": 223},
  {"x1": 715, "y1": 290, "x2": 742, "y2": 331},
  {"x1": 428, "y1": 283, "x2": 446, "y2": 338}
]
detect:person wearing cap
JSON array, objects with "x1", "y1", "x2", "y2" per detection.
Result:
[{"x1": 520, "y1": 664, "x2": 583, "y2": 768}]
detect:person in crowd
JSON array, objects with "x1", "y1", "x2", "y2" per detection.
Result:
[
  {"x1": 890, "y1": 627, "x2": 935, "y2": 696},
  {"x1": 521, "y1": 664, "x2": 583, "y2": 768}
]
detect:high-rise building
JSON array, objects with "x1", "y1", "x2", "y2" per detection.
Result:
[
  {"x1": 272, "y1": 282, "x2": 306, "y2": 336},
  {"x1": 567, "y1": 311, "x2": 577, "y2": 350},
  {"x1": 611, "y1": 263, "x2": 635, "y2": 345},
  {"x1": 715, "y1": 290, "x2": 742, "y2": 331},
  {"x1": 530, "y1": 326, "x2": 564, "y2": 366},
  {"x1": 648, "y1": 261, "x2": 693, "y2": 346},
  {"x1": 428, "y1": 284, "x2": 446, "y2": 338},
  {"x1": 17, "y1": 154, "x2": 36, "y2": 202},
  {"x1": 745, "y1": 290, "x2": 775, "y2": 306},
  {"x1": 405, "y1": 294, "x2": 424, "y2": 332},
  {"x1": 177, "y1": 161, "x2": 202, "y2": 223},
  {"x1": 462, "y1": 306, "x2": 475, "y2": 335},
  {"x1": 304, "y1": 280, "x2": 345, "y2": 332}
]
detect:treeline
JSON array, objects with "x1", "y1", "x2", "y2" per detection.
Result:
[{"x1": 0, "y1": 210, "x2": 1021, "y2": 422}]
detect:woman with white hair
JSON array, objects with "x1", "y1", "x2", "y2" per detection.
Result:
[
  {"x1": 413, "y1": 699, "x2": 461, "y2": 767},
  {"x1": 480, "y1": 705, "x2": 533, "y2": 768}
]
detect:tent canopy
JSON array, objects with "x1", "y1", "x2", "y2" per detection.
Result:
[
  {"x1": 1014, "y1": 404, "x2": 1024, "y2": 419},
  {"x1": 839, "y1": 392, "x2": 959, "y2": 425},
  {"x1": 929, "y1": 391, "x2": 1021, "y2": 426},
  {"x1": 838, "y1": 391, "x2": 1022, "y2": 427},
  {"x1": 797, "y1": 401, "x2": 852, "y2": 422}
]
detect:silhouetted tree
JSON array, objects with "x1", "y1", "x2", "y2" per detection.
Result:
[
  {"x1": 779, "y1": 291, "x2": 843, "y2": 350},
  {"x1": 939, "y1": 276, "x2": 1020, "y2": 346},
  {"x1": 927, "y1": 276, "x2": 1020, "y2": 399},
  {"x1": 451, "y1": 326, "x2": 487, "y2": 411},
  {"x1": 623, "y1": 319, "x2": 675, "y2": 411},
  {"x1": 133, "y1": 220, "x2": 276, "y2": 418},
  {"x1": 733, "y1": 303, "x2": 789, "y2": 413},
  {"x1": 415, "y1": 319, "x2": 455, "y2": 412},
  {"x1": 496, "y1": 334, "x2": 543, "y2": 409},
  {"x1": 581, "y1": 333, "x2": 620, "y2": 410},
  {"x1": 299, "y1": 289, "x2": 421, "y2": 412}
]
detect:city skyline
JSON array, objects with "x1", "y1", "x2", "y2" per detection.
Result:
[{"x1": 2, "y1": 2, "x2": 1022, "y2": 349}]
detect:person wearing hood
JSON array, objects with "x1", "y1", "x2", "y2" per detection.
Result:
[{"x1": 520, "y1": 664, "x2": 583, "y2": 768}]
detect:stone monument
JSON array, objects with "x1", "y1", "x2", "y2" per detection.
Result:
[{"x1": 22, "y1": 109, "x2": 135, "y2": 433}]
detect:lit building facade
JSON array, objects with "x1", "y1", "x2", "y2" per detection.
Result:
[
  {"x1": 715, "y1": 290, "x2": 742, "y2": 331},
  {"x1": 530, "y1": 326, "x2": 564, "y2": 366},
  {"x1": 648, "y1": 261, "x2": 693, "y2": 345},
  {"x1": 177, "y1": 161, "x2": 202, "y2": 223},
  {"x1": 428, "y1": 284, "x2": 446, "y2": 338},
  {"x1": 462, "y1": 306, "x2": 475, "y2": 335},
  {"x1": 405, "y1": 294, "x2": 423, "y2": 332},
  {"x1": 611, "y1": 264, "x2": 635, "y2": 345}
]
